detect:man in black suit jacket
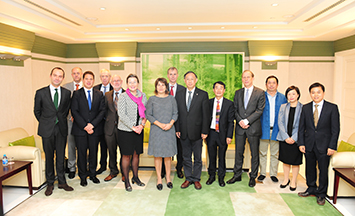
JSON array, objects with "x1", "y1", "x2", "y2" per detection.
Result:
[
  {"x1": 93, "y1": 69, "x2": 113, "y2": 174},
  {"x1": 206, "y1": 81, "x2": 235, "y2": 187},
  {"x1": 163, "y1": 67, "x2": 186, "y2": 179},
  {"x1": 103, "y1": 75, "x2": 125, "y2": 182},
  {"x1": 298, "y1": 82, "x2": 340, "y2": 205},
  {"x1": 71, "y1": 71, "x2": 106, "y2": 186},
  {"x1": 34, "y1": 67, "x2": 74, "y2": 196},
  {"x1": 175, "y1": 71, "x2": 210, "y2": 190},
  {"x1": 227, "y1": 70, "x2": 265, "y2": 187}
]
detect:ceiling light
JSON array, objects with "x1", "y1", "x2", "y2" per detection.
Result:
[
  {"x1": 253, "y1": 26, "x2": 258, "y2": 28},
  {"x1": 100, "y1": 7, "x2": 106, "y2": 10},
  {"x1": 156, "y1": 28, "x2": 160, "y2": 30},
  {"x1": 125, "y1": 28, "x2": 129, "y2": 31},
  {"x1": 221, "y1": 27, "x2": 225, "y2": 29},
  {"x1": 272, "y1": 3, "x2": 278, "y2": 6},
  {"x1": 188, "y1": 27, "x2": 192, "y2": 30}
]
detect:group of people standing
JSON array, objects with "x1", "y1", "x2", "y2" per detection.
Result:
[{"x1": 34, "y1": 66, "x2": 340, "y2": 206}]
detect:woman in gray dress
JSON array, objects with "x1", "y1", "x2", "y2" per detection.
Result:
[{"x1": 146, "y1": 78, "x2": 178, "y2": 190}]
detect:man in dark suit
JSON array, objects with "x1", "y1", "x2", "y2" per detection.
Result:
[
  {"x1": 93, "y1": 69, "x2": 113, "y2": 174},
  {"x1": 165, "y1": 66, "x2": 185, "y2": 179},
  {"x1": 298, "y1": 82, "x2": 340, "y2": 205},
  {"x1": 175, "y1": 71, "x2": 210, "y2": 190},
  {"x1": 62, "y1": 67, "x2": 83, "y2": 179},
  {"x1": 206, "y1": 81, "x2": 235, "y2": 187},
  {"x1": 71, "y1": 71, "x2": 106, "y2": 186},
  {"x1": 227, "y1": 70, "x2": 265, "y2": 187},
  {"x1": 34, "y1": 67, "x2": 74, "y2": 196},
  {"x1": 103, "y1": 75, "x2": 125, "y2": 182}
]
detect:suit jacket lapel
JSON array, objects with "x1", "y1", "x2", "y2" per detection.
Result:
[
  {"x1": 317, "y1": 101, "x2": 327, "y2": 126},
  {"x1": 189, "y1": 88, "x2": 199, "y2": 111},
  {"x1": 108, "y1": 91, "x2": 115, "y2": 112},
  {"x1": 220, "y1": 98, "x2": 227, "y2": 116},
  {"x1": 46, "y1": 86, "x2": 57, "y2": 110}
]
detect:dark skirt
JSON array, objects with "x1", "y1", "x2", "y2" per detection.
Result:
[
  {"x1": 278, "y1": 141, "x2": 303, "y2": 165},
  {"x1": 117, "y1": 129, "x2": 143, "y2": 155}
]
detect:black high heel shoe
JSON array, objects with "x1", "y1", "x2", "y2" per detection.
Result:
[
  {"x1": 167, "y1": 182, "x2": 173, "y2": 189},
  {"x1": 290, "y1": 184, "x2": 297, "y2": 191},
  {"x1": 132, "y1": 177, "x2": 145, "y2": 186},
  {"x1": 280, "y1": 179, "x2": 290, "y2": 188},
  {"x1": 125, "y1": 183, "x2": 132, "y2": 192},
  {"x1": 157, "y1": 184, "x2": 163, "y2": 190}
]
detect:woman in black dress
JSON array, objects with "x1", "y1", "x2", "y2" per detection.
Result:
[{"x1": 277, "y1": 86, "x2": 303, "y2": 191}]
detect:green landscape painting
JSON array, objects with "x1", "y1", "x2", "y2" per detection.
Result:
[{"x1": 141, "y1": 53, "x2": 244, "y2": 101}]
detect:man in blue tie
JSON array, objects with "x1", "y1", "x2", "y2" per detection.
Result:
[
  {"x1": 94, "y1": 69, "x2": 113, "y2": 174},
  {"x1": 227, "y1": 70, "x2": 265, "y2": 187},
  {"x1": 71, "y1": 71, "x2": 106, "y2": 186}
]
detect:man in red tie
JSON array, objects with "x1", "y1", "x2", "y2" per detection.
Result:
[
  {"x1": 63, "y1": 67, "x2": 83, "y2": 179},
  {"x1": 206, "y1": 81, "x2": 235, "y2": 187},
  {"x1": 167, "y1": 67, "x2": 186, "y2": 179}
]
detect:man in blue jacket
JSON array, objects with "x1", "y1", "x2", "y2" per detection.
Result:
[{"x1": 258, "y1": 75, "x2": 287, "y2": 183}]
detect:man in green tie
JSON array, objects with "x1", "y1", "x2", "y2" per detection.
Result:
[{"x1": 34, "y1": 67, "x2": 74, "y2": 196}]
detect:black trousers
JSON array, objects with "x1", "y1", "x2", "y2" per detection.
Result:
[
  {"x1": 98, "y1": 134, "x2": 108, "y2": 169},
  {"x1": 105, "y1": 127, "x2": 122, "y2": 175},
  {"x1": 233, "y1": 134, "x2": 260, "y2": 179},
  {"x1": 42, "y1": 124, "x2": 67, "y2": 185},
  {"x1": 207, "y1": 130, "x2": 228, "y2": 179},
  {"x1": 75, "y1": 134, "x2": 99, "y2": 180},
  {"x1": 181, "y1": 138, "x2": 203, "y2": 182},
  {"x1": 305, "y1": 146, "x2": 330, "y2": 198}
]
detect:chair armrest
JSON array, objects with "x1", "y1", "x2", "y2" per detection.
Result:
[
  {"x1": 331, "y1": 152, "x2": 355, "y2": 168},
  {"x1": 1, "y1": 146, "x2": 41, "y2": 160},
  {"x1": 34, "y1": 136, "x2": 44, "y2": 152}
]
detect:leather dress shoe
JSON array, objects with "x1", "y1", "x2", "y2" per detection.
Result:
[
  {"x1": 181, "y1": 180, "x2": 192, "y2": 189},
  {"x1": 194, "y1": 181, "x2": 202, "y2": 190},
  {"x1": 90, "y1": 176, "x2": 100, "y2": 184},
  {"x1": 104, "y1": 174, "x2": 117, "y2": 182},
  {"x1": 167, "y1": 182, "x2": 173, "y2": 189},
  {"x1": 45, "y1": 185, "x2": 54, "y2": 196},
  {"x1": 271, "y1": 176, "x2": 279, "y2": 182},
  {"x1": 58, "y1": 184, "x2": 74, "y2": 191},
  {"x1": 219, "y1": 179, "x2": 226, "y2": 187},
  {"x1": 96, "y1": 167, "x2": 106, "y2": 175},
  {"x1": 280, "y1": 179, "x2": 290, "y2": 188},
  {"x1": 249, "y1": 178, "x2": 256, "y2": 187},
  {"x1": 68, "y1": 171, "x2": 75, "y2": 179},
  {"x1": 132, "y1": 177, "x2": 145, "y2": 186},
  {"x1": 206, "y1": 176, "x2": 216, "y2": 185},
  {"x1": 80, "y1": 179, "x2": 87, "y2": 187},
  {"x1": 157, "y1": 184, "x2": 163, "y2": 191},
  {"x1": 177, "y1": 170, "x2": 184, "y2": 179},
  {"x1": 298, "y1": 191, "x2": 315, "y2": 197},
  {"x1": 317, "y1": 196, "x2": 325, "y2": 205},
  {"x1": 257, "y1": 175, "x2": 265, "y2": 182},
  {"x1": 227, "y1": 175, "x2": 241, "y2": 184}
]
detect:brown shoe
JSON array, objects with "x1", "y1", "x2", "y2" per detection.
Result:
[
  {"x1": 45, "y1": 185, "x2": 54, "y2": 196},
  {"x1": 181, "y1": 180, "x2": 192, "y2": 189},
  {"x1": 58, "y1": 184, "x2": 74, "y2": 191},
  {"x1": 104, "y1": 174, "x2": 117, "y2": 182},
  {"x1": 194, "y1": 181, "x2": 202, "y2": 190},
  {"x1": 298, "y1": 191, "x2": 315, "y2": 197}
]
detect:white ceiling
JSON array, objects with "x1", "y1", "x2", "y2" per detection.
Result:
[{"x1": 1, "y1": 0, "x2": 355, "y2": 43}]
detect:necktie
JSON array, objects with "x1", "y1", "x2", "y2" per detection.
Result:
[
  {"x1": 114, "y1": 92, "x2": 119, "y2": 111},
  {"x1": 244, "y1": 89, "x2": 249, "y2": 109},
  {"x1": 187, "y1": 91, "x2": 192, "y2": 112},
  {"x1": 88, "y1": 90, "x2": 92, "y2": 110},
  {"x1": 314, "y1": 104, "x2": 319, "y2": 127},
  {"x1": 103, "y1": 86, "x2": 107, "y2": 95},
  {"x1": 170, "y1": 86, "x2": 174, "y2": 96},
  {"x1": 54, "y1": 89, "x2": 58, "y2": 124},
  {"x1": 216, "y1": 100, "x2": 220, "y2": 132},
  {"x1": 75, "y1": 84, "x2": 79, "y2": 90}
]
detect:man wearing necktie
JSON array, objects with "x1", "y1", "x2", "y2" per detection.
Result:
[
  {"x1": 175, "y1": 71, "x2": 210, "y2": 190},
  {"x1": 298, "y1": 82, "x2": 340, "y2": 206},
  {"x1": 206, "y1": 81, "x2": 235, "y2": 187},
  {"x1": 72, "y1": 71, "x2": 105, "y2": 187},
  {"x1": 227, "y1": 70, "x2": 265, "y2": 187},
  {"x1": 103, "y1": 75, "x2": 126, "y2": 182},
  {"x1": 63, "y1": 67, "x2": 83, "y2": 179},
  {"x1": 94, "y1": 69, "x2": 114, "y2": 174},
  {"x1": 34, "y1": 67, "x2": 73, "y2": 196},
  {"x1": 166, "y1": 67, "x2": 186, "y2": 179}
]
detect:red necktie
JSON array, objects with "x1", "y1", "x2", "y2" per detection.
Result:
[
  {"x1": 75, "y1": 84, "x2": 79, "y2": 90},
  {"x1": 170, "y1": 86, "x2": 174, "y2": 96},
  {"x1": 216, "y1": 100, "x2": 220, "y2": 132}
]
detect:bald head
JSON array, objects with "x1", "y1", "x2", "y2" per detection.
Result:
[
  {"x1": 111, "y1": 74, "x2": 122, "y2": 91},
  {"x1": 71, "y1": 67, "x2": 82, "y2": 83}
]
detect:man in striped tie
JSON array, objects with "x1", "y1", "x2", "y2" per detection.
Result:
[{"x1": 206, "y1": 81, "x2": 235, "y2": 187}]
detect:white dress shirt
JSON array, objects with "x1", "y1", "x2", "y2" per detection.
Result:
[
  {"x1": 169, "y1": 83, "x2": 177, "y2": 97},
  {"x1": 312, "y1": 100, "x2": 324, "y2": 118},
  {"x1": 84, "y1": 87, "x2": 93, "y2": 101},
  {"x1": 49, "y1": 84, "x2": 61, "y2": 107},
  {"x1": 186, "y1": 87, "x2": 196, "y2": 106},
  {"x1": 100, "y1": 84, "x2": 110, "y2": 95},
  {"x1": 242, "y1": 85, "x2": 254, "y2": 125},
  {"x1": 73, "y1": 81, "x2": 82, "y2": 90},
  {"x1": 267, "y1": 91, "x2": 276, "y2": 127},
  {"x1": 113, "y1": 89, "x2": 123, "y2": 102},
  {"x1": 210, "y1": 97, "x2": 223, "y2": 129}
]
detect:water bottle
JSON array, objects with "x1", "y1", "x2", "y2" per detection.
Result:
[{"x1": 2, "y1": 154, "x2": 8, "y2": 166}]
